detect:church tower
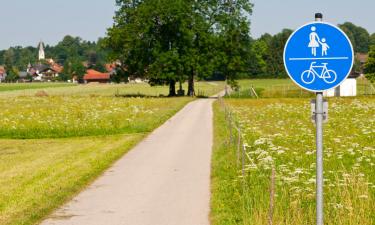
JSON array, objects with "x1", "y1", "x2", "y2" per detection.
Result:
[{"x1": 38, "y1": 41, "x2": 45, "y2": 61}]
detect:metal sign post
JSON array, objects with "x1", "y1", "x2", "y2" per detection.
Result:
[
  {"x1": 283, "y1": 12, "x2": 354, "y2": 225},
  {"x1": 314, "y1": 13, "x2": 324, "y2": 225}
]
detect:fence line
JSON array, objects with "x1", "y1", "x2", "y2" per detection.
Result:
[
  {"x1": 218, "y1": 96, "x2": 277, "y2": 225},
  {"x1": 218, "y1": 96, "x2": 247, "y2": 177}
]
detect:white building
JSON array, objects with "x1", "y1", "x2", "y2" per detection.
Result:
[
  {"x1": 38, "y1": 41, "x2": 45, "y2": 61},
  {"x1": 324, "y1": 74, "x2": 359, "y2": 97}
]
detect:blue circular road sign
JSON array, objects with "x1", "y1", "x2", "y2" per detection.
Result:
[{"x1": 284, "y1": 22, "x2": 354, "y2": 92}]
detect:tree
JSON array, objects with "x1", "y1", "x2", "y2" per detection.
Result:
[
  {"x1": 105, "y1": 0, "x2": 254, "y2": 96},
  {"x1": 4, "y1": 67, "x2": 19, "y2": 82},
  {"x1": 111, "y1": 64, "x2": 129, "y2": 83},
  {"x1": 364, "y1": 45, "x2": 375, "y2": 83},
  {"x1": 266, "y1": 29, "x2": 293, "y2": 78},
  {"x1": 248, "y1": 39, "x2": 268, "y2": 76},
  {"x1": 212, "y1": 0, "x2": 253, "y2": 87},
  {"x1": 3, "y1": 49, "x2": 19, "y2": 82},
  {"x1": 61, "y1": 59, "x2": 86, "y2": 81},
  {"x1": 339, "y1": 22, "x2": 370, "y2": 53},
  {"x1": 370, "y1": 33, "x2": 375, "y2": 47}
]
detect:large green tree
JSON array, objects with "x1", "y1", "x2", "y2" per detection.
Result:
[{"x1": 106, "y1": 0, "x2": 253, "y2": 96}]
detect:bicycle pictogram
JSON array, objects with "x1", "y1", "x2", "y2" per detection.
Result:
[{"x1": 301, "y1": 62, "x2": 337, "y2": 84}]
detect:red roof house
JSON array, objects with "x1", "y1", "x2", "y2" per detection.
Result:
[{"x1": 83, "y1": 69, "x2": 110, "y2": 83}]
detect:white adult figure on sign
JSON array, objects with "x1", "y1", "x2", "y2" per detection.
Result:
[
  {"x1": 319, "y1": 38, "x2": 329, "y2": 56},
  {"x1": 308, "y1": 26, "x2": 320, "y2": 56}
]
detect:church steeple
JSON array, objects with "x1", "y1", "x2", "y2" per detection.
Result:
[{"x1": 38, "y1": 41, "x2": 45, "y2": 61}]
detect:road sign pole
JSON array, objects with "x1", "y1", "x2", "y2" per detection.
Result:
[
  {"x1": 315, "y1": 12, "x2": 324, "y2": 225},
  {"x1": 284, "y1": 12, "x2": 353, "y2": 225}
]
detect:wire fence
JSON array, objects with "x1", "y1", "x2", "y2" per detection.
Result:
[
  {"x1": 218, "y1": 96, "x2": 277, "y2": 225},
  {"x1": 217, "y1": 96, "x2": 247, "y2": 176},
  {"x1": 227, "y1": 81, "x2": 375, "y2": 99}
]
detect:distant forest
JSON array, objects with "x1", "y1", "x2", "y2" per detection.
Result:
[
  {"x1": 0, "y1": 35, "x2": 110, "y2": 73},
  {"x1": 0, "y1": 22, "x2": 374, "y2": 80}
]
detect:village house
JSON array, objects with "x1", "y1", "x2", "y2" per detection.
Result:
[
  {"x1": 26, "y1": 42, "x2": 64, "y2": 81},
  {"x1": 83, "y1": 69, "x2": 110, "y2": 83}
]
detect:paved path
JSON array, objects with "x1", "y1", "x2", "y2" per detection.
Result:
[{"x1": 41, "y1": 98, "x2": 215, "y2": 225}]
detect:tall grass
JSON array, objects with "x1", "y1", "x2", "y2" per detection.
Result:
[
  {"x1": 212, "y1": 97, "x2": 375, "y2": 224},
  {"x1": 0, "y1": 96, "x2": 192, "y2": 139}
]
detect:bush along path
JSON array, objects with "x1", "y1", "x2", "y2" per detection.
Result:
[{"x1": 41, "y1": 98, "x2": 216, "y2": 225}]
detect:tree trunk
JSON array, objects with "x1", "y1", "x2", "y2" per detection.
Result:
[
  {"x1": 188, "y1": 68, "x2": 195, "y2": 96},
  {"x1": 169, "y1": 80, "x2": 176, "y2": 97}
]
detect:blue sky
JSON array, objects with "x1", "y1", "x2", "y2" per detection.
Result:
[
  {"x1": 0, "y1": 0, "x2": 374, "y2": 50},
  {"x1": 251, "y1": 0, "x2": 375, "y2": 38},
  {"x1": 0, "y1": 0, "x2": 116, "y2": 50}
]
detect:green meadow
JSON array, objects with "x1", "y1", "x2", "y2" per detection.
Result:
[{"x1": 211, "y1": 97, "x2": 375, "y2": 225}]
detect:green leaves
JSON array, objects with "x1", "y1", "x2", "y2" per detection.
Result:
[
  {"x1": 339, "y1": 22, "x2": 370, "y2": 53},
  {"x1": 106, "y1": 0, "x2": 254, "y2": 92},
  {"x1": 364, "y1": 45, "x2": 375, "y2": 83}
]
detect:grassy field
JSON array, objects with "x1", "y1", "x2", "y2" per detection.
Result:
[
  {"x1": 0, "y1": 81, "x2": 225, "y2": 98},
  {"x1": 211, "y1": 97, "x2": 375, "y2": 224},
  {"x1": 0, "y1": 83, "x2": 76, "y2": 92},
  {"x1": 0, "y1": 81, "x2": 225, "y2": 225}
]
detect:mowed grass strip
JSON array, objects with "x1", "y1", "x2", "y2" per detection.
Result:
[
  {"x1": 0, "y1": 83, "x2": 76, "y2": 92},
  {"x1": 0, "y1": 96, "x2": 192, "y2": 139},
  {"x1": 0, "y1": 134, "x2": 144, "y2": 225},
  {"x1": 0, "y1": 81, "x2": 225, "y2": 98},
  {"x1": 211, "y1": 97, "x2": 375, "y2": 225},
  {"x1": 210, "y1": 103, "x2": 243, "y2": 224}
]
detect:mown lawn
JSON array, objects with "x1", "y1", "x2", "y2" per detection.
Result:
[
  {"x1": 0, "y1": 83, "x2": 76, "y2": 92},
  {"x1": 211, "y1": 97, "x2": 375, "y2": 225},
  {"x1": 0, "y1": 81, "x2": 225, "y2": 98},
  {"x1": 0, "y1": 135, "x2": 143, "y2": 225}
]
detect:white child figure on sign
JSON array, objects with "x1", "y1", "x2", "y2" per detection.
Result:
[{"x1": 320, "y1": 38, "x2": 329, "y2": 56}]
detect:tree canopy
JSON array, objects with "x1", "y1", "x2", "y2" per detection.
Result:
[
  {"x1": 364, "y1": 45, "x2": 375, "y2": 83},
  {"x1": 105, "y1": 0, "x2": 253, "y2": 96},
  {"x1": 339, "y1": 22, "x2": 370, "y2": 53}
]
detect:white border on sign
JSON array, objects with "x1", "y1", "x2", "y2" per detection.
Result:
[{"x1": 283, "y1": 21, "x2": 354, "y2": 93}]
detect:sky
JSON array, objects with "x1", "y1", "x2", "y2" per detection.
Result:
[
  {"x1": 0, "y1": 0, "x2": 116, "y2": 50},
  {"x1": 250, "y1": 0, "x2": 375, "y2": 38},
  {"x1": 0, "y1": 0, "x2": 374, "y2": 50}
]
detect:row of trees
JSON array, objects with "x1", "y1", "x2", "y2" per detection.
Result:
[{"x1": 249, "y1": 22, "x2": 375, "y2": 79}]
